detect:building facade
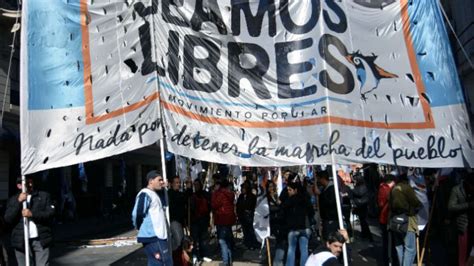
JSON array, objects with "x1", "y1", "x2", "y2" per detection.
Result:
[{"x1": 441, "y1": 0, "x2": 474, "y2": 120}]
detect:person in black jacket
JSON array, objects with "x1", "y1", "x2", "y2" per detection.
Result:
[
  {"x1": 169, "y1": 176, "x2": 187, "y2": 251},
  {"x1": 352, "y1": 174, "x2": 373, "y2": 241},
  {"x1": 236, "y1": 182, "x2": 259, "y2": 249},
  {"x1": 317, "y1": 171, "x2": 339, "y2": 241},
  {"x1": 283, "y1": 181, "x2": 315, "y2": 266},
  {"x1": 4, "y1": 177, "x2": 55, "y2": 266}
]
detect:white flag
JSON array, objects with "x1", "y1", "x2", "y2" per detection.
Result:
[{"x1": 253, "y1": 186, "x2": 270, "y2": 244}]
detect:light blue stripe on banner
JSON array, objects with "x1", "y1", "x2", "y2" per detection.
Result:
[
  {"x1": 28, "y1": 0, "x2": 84, "y2": 110},
  {"x1": 407, "y1": 1, "x2": 464, "y2": 107},
  {"x1": 149, "y1": 78, "x2": 352, "y2": 109}
]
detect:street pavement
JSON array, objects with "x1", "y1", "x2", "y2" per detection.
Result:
[{"x1": 46, "y1": 218, "x2": 382, "y2": 265}]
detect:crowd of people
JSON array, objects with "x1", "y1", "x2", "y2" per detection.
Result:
[
  {"x1": 1, "y1": 165, "x2": 473, "y2": 266},
  {"x1": 130, "y1": 165, "x2": 474, "y2": 266}
]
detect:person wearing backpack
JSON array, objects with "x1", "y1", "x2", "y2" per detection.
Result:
[
  {"x1": 390, "y1": 173, "x2": 421, "y2": 266},
  {"x1": 190, "y1": 179, "x2": 212, "y2": 263}
]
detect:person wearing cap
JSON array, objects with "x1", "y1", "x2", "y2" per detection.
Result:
[
  {"x1": 4, "y1": 177, "x2": 55, "y2": 266},
  {"x1": 132, "y1": 170, "x2": 172, "y2": 265}
]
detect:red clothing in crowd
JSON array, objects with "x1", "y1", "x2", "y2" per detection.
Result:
[
  {"x1": 172, "y1": 248, "x2": 191, "y2": 266},
  {"x1": 378, "y1": 182, "x2": 393, "y2": 225},
  {"x1": 211, "y1": 187, "x2": 236, "y2": 226}
]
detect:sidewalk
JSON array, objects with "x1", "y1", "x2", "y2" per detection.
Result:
[
  {"x1": 50, "y1": 215, "x2": 140, "y2": 266},
  {"x1": 47, "y1": 216, "x2": 383, "y2": 265},
  {"x1": 53, "y1": 215, "x2": 133, "y2": 243}
]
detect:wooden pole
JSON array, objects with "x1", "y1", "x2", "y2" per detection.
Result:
[
  {"x1": 418, "y1": 186, "x2": 438, "y2": 266},
  {"x1": 266, "y1": 238, "x2": 272, "y2": 266},
  {"x1": 416, "y1": 235, "x2": 420, "y2": 266}
]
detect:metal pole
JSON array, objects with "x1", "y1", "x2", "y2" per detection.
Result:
[
  {"x1": 21, "y1": 175, "x2": 30, "y2": 266},
  {"x1": 330, "y1": 166, "x2": 349, "y2": 266},
  {"x1": 159, "y1": 139, "x2": 174, "y2": 256},
  {"x1": 159, "y1": 138, "x2": 170, "y2": 226}
]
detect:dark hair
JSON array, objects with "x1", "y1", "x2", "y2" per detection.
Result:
[
  {"x1": 182, "y1": 236, "x2": 193, "y2": 250},
  {"x1": 266, "y1": 180, "x2": 276, "y2": 190},
  {"x1": 422, "y1": 168, "x2": 438, "y2": 176},
  {"x1": 241, "y1": 181, "x2": 250, "y2": 191},
  {"x1": 146, "y1": 170, "x2": 162, "y2": 182},
  {"x1": 212, "y1": 173, "x2": 221, "y2": 180},
  {"x1": 194, "y1": 179, "x2": 202, "y2": 186},
  {"x1": 384, "y1": 174, "x2": 395, "y2": 183},
  {"x1": 397, "y1": 172, "x2": 408, "y2": 182},
  {"x1": 353, "y1": 174, "x2": 364, "y2": 183},
  {"x1": 16, "y1": 176, "x2": 33, "y2": 184},
  {"x1": 316, "y1": 170, "x2": 329, "y2": 180},
  {"x1": 287, "y1": 181, "x2": 300, "y2": 192},
  {"x1": 220, "y1": 178, "x2": 230, "y2": 188},
  {"x1": 327, "y1": 231, "x2": 346, "y2": 244}
]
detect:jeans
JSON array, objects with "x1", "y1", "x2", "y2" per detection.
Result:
[
  {"x1": 286, "y1": 229, "x2": 311, "y2": 266},
  {"x1": 216, "y1": 225, "x2": 234, "y2": 265},
  {"x1": 15, "y1": 239, "x2": 49, "y2": 266},
  {"x1": 274, "y1": 247, "x2": 286, "y2": 266},
  {"x1": 273, "y1": 230, "x2": 288, "y2": 266},
  {"x1": 143, "y1": 239, "x2": 173, "y2": 266},
  {"x1": 395, "y1": 231, "x2": 416, "y2": 266}
]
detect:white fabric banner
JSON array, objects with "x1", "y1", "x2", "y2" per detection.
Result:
[
  {"x1": 155, "y1": 1, "x2": 473, "y2": 167},
  {"x1": 21, "y1": 1, "x2": 474, "y2": 174},
  {"x1": 21, "y1": 0, "x2": 162, "y2": 174}
]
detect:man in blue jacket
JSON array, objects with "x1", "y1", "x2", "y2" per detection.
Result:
[{"x1": 132, "y1": 170, "x2": 171, "y2": 265}]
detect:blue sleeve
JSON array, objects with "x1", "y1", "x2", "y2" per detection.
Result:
[{"x1": 132, "y1": 193, "x2": 150, "y2": 230}]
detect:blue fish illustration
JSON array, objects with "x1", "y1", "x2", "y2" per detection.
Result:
[{"x1": 346, "y1": 51, "x2": 398, "y2": 100}]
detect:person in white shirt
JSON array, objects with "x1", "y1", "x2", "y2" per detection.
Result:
[
  {"x1": 305, "y1": 229, "x2": 349, "y2": 266},
  {"x1": 132, "y1": 170, "x2": 172, "y2": 265}
]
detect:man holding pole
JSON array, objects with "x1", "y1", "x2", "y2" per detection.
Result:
[
  {"x1": 305, "y1": 229, "x2": 349, "y2": 266},
  {"x1": 132, "y1": 170, "x2": 172, "y2": 266},
  {"x1": 4, "y1": 177, "x2": 55, "y2": 266}
]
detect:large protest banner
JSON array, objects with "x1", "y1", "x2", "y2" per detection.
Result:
[
  {"x1": 21, "y1": 0, "x2": 162, "y2": 174},
  {"x1": 156, "y1": 0, "x2": 474, "y2": 167},
  {"x1": 20, "y1": 0, "x2": 474, "y2": 174}
]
